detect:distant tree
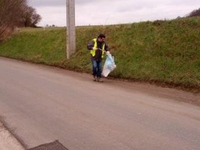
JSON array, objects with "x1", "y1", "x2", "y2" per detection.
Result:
[
  {"x1": 186, "y1": 8, "x2": 200, "y2": 17},
  {"x1": 0, "y1": 0, "x2": 41, "y2": 42},
  {"x1": 0, "y1": 0, "x2": 27, "y2": 41},
  {"x1": 21, "y1": 6, "x2": 42, "y2": 27}
]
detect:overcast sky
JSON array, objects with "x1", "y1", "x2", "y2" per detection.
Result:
[{"x1": 28, "y1": 0, "x2": 199, "y2": 26}]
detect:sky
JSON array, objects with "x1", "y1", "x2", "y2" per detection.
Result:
[{"x1": 28, "y1": 0, "x2": 199, "y2": 27}]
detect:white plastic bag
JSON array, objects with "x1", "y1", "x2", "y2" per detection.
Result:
[{"x1": 102, "y1": 53, "x2": 116, "y2": 77}]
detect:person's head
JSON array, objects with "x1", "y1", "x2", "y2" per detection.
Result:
[{"x1": 97, "y1": 34, "x2": 106, "y2": 42}]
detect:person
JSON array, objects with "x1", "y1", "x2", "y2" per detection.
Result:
[{"x1": 87, "y1": 34, "x2": 109, "y2": 82}]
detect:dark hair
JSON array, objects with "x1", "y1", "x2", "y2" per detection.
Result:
[{"x1": 98, "y1": 34, "x2": 106, "y2": 38}]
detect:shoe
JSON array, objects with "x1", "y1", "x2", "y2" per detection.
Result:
[
  {"x1": 93, "y1": 76, "x2": 97, "y2": 81},
  {"x1": 97, "y1": 78, "x2": 103, "y2": 82}
]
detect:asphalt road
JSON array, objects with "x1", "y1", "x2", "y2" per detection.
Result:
[{"x1": 0, "y1": 57, "x2": 200, "y2": 150}]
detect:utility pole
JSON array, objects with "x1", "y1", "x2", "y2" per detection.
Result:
[{"x1": 66, "y1": 0, "x2": 76, "y2": 59}]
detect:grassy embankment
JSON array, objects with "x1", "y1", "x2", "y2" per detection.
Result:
[{"x1": 0, "y1": 18, "x2": 200, "y2": 92}]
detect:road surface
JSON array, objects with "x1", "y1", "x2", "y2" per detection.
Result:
[{"x1": 0, "y1": 57, "x2": 200, "y2": 150}]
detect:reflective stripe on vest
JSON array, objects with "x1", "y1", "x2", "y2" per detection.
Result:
[{"x1": 90, "y1": 38, "x2": 105, "y2": 58}]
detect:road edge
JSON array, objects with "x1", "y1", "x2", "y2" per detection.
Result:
[{"x1": 0, "y1": 122, "x2": 26, "y2": 150}]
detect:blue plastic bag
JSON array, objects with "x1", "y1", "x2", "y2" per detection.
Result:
[{"x1": 102, "y1": 53, "x2": 116, "y2": 77}]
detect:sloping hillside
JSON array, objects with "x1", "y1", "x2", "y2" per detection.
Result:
[{"x1": 0, "y1": 18, "x2": 200, "y2": 92}]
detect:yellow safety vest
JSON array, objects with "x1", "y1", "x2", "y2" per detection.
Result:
[{"x1": 90, "y1": 38, "x2": 105, "y2": 58}]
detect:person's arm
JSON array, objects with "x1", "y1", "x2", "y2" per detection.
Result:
[
  {"x1": 87, "y1": 40, "x2": 96, "y2": 50},
  {"x1": 104, "y1": 43, "x2": 109, "y2": 51},
  {"x1": 104, "y1": 43, "x2": 110, "y2": 55}
]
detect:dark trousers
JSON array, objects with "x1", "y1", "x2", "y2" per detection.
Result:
[{"x1": 92, "y1": 60, "x2": 102, "y2": 78}]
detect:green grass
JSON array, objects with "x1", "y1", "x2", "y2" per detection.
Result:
[{"x1": 0, "y1": 18, "x2": 200, "y2": 92}]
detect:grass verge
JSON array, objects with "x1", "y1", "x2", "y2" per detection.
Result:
[{"x1": 0, "y1": 18, "x2": 200, "y2": 92}]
